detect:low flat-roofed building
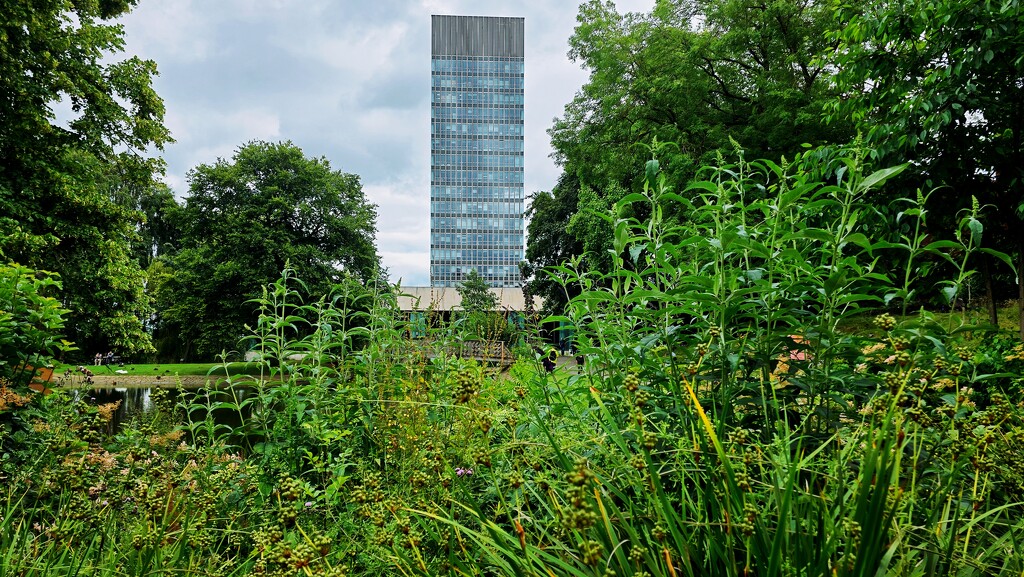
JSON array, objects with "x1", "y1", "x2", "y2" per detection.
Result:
[{"x1": 396, "y1": 286, "x2": 540, "y2": 312}]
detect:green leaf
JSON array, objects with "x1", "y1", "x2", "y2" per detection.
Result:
[
  {"x1": 941, "y1": 285, "x2": 958, "y2": 304},
  {"x1": 858, "y1": 163, "x2": 909, "y2": 193},
  {"x1": 843, "y1": 232, "x2": 873, "y2": 251},
  {"x1": 644, "y1": 158, "x2": 660, "y2": 183},
  {"x1": 791, "y1": 228, "x2": 835, "y2": 243},
  {"x1": 967, "y1": 218, "x2": 983, "y2": 247},
  {"x1": 978, "y1": 247, "x2": 1018, "y2": 278},
  {"x1": 628, "y1": 244, "x2": 644, "y2": 263},
  {"x1": 616, "y1": 193, "x2": 649, "y2": 207},
  {"x1": 924, "y1": 240, "x2": 962, "y2": 251}
]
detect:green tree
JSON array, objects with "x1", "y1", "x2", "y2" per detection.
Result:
[
  {"x1": 127, "y1": 183, "x2": 181, "y2": 269},
  {"x1": 457, "y1": 269, "x2": 498, "y2": 313},
  {"x1": 529, "y1": 0, "x2": 850, "y2": 299},
  {"x1": 828, "y1": 0, "x2": 1024, "y2": 335},
  {"x1": 552, "y1": 0, "x2": 847, "y2": 192},
  {"x1": 162, "y1": 141, "x2": 379, "y2": 360},
  {"x1": 456, "y1": 269, "x2": 518, "y2": 345},
  {"x1": 523, "y1": 174, "x2": 585, "y2": 315},
  {"x1": 143, "y1": 257, "x2": 176, "y2": 358},
  {"x1": 0, "y1": 0, "x2": 171, "y2": 356}
]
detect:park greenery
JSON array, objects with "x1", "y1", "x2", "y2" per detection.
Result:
[
  {"x1": 4, "y1": 149, "x2": 1024, "y2": 576},
  {"x1": 457, "y1": 270, "x2": 499, "y2": 314},
  {"x1": 155, "y1": 141, "x2": 380, "y2": 360},
  {"x1": 0, "y1": 2, "x2": 381, "y2": 362},
  {"x1": 0, "y1": 0, "x2": 170, "y2": 357},
  {"x1": 527, "y1": 0, "x2": 1024, "y2": 329},
  {"x1": 2, "y1": 0, "x2": 1024, "y2": 576},
  {"x1": 454, "y1": 270, "x2": 520, "y2": 346}
]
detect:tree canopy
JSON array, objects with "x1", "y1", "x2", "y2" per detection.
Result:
[
  {"x1": 550, "y1": 0, "x2": 848, "y2": 193},
  {"x1": 526, "y1": 0, "x2": 852, "y2": 305},
  {"x1": 828, "y1": 0, "x2": 1024, "y2": 333},
  {"x1": 457, "y1": 269, "x2": 498, "y2": 313},
  {"x1": 0, "y1": 0, "x2": 171, "y2": 356},
  {"x1": 523, "y1": 174, "x2": 586, "y2": 313},
  {"x1": 161, "y1": 140, "x2": 379, "y2": 360}
]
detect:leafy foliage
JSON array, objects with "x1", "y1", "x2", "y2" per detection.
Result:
[
  {"x1": 128, "y1": 183, "x2": 181, "y2": 269},
  {"x1": 828, "y1": 0, "x2": 1023, "y2": 169},
  {"x1": 0, "y1": 263, "x2": 72, "y2": 474},
  {"x1": 523, "y1": 174, "x2": 585, "y2": 314},
  {"x1": 0, "y1": 264, "x2": 71, "y2": 389},
  {"x1": 161, "y1": 140, "x2": 380, "y2": 360},
  {"x1": 392, "y1": 149, "x2": 1024, "y2": 577},
  {"x1": 456, "y1": 269, "x2": 498, "y2": 313},
  {"x1": 3, "y1": 2, "x2": 1024, "y2": 575},
  {"x1": 0, "y1": 0, "x2": 171, "y2": 356},
  {"x1": 527, "y1": 0, "x2": 852, "y2": 297},
  {"x1": 555, "y1": 0, "x2": 847, "y2": 187},
  {"x1": 827, "y1": 0, "x2": 1024, "y2": 331},
  {"x1": 9, "y1": 151, "x2": 1021, "y2": 577}
]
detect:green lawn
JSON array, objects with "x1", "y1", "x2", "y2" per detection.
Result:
[{"x1": 839, "y1": 301, "x2": 1023, "y2": 340}]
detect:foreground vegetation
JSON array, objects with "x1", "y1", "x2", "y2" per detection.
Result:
[
  {"x1": 3, "y1": 1, "x2": 1022, "y2": 574},
  {"x1": 3, "y1": 151, "x2": 1023, "y2": 576}
]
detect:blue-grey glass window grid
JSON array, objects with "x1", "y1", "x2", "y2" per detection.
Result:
[{"x1": 430, "y1": 54, "x2": 524, "y2": 288}]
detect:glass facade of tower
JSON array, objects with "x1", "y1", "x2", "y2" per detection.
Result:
[{"x1": 430, "y1": 15, "x2": 524, "y2": 288}]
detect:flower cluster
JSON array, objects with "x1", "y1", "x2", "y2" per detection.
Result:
[{"x1": 0, "y1": 383, "x2": 32, "y2": 411}]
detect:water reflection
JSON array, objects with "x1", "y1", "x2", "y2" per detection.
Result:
[
  {"x1": 86, "y1": 387, "x2": 152, "y2": 427},
  {"x1": 73, "y1": 386, "x2": 253, "y2": 434}
]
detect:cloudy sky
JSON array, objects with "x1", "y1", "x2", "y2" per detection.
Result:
[{"x1": 119, "y1": 0, "x2": 654, "y2": 285}]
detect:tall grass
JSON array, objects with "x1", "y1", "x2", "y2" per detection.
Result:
[
  {"x1": 2, "y1": 147, "x2": 1022, "y2": 576},
  {"x1": 391, "y1": 145, "x2": 1024, "y2": 576}
]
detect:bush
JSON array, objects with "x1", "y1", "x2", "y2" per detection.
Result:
[
  {"x1": 0, "y1": 263, "x2": 71, "y2": 390},
  {"x1": 1, "y1": 263, "x2": 74, "y2": 470}
]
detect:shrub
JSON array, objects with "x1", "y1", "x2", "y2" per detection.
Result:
[{"x1": 0, "y1": 263, "x2": 71, "y2": 390}]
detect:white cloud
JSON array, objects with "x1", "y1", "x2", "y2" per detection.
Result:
[
  {"x1": 290, "y1": 23, "x2": 411, "y2": 75},
  {"x1": 122, "y1": 0, "x2": 211, "y2": 62},
  {"x1": 380, "y1": 251, "x2": 430, "y2": 286},
  {"x1": 223, "y1": 108, "x2": 282, "y2": 141},
  {"x1": 369, "y1": 176, "x2": 431, "y2": 285}
]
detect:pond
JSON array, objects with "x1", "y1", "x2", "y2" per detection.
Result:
[{"x1": 70, "y1": 385, "x2": 255, "y2": 435}]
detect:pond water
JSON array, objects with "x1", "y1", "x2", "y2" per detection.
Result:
[{"x1": 72, "y1": 385, "x2": 255, "y2": 434}]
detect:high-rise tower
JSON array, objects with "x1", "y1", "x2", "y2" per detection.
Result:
[{"x1": 430, "y1": 15, "x2": 524, "y2": 288}]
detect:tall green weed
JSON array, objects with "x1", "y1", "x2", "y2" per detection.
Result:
[{"x1": 392, "y1": 146, "x2": 1024, "y2": 576}]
